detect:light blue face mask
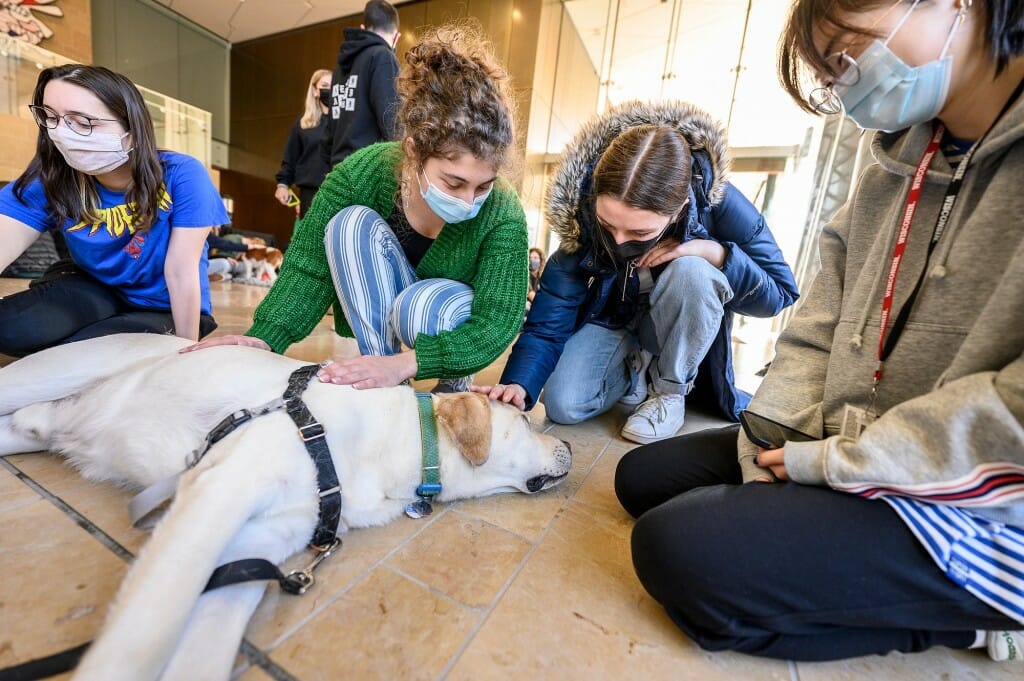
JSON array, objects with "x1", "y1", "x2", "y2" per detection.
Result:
[
  {"x1": 418, "y1": 167, "x2": 492, "y2": 223},
  {"x1": 834, "y1": 0, "x2": 967, "y2": 132}
]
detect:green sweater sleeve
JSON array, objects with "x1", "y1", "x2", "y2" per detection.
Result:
[{"x1": 246, "y1": 144, "x2": 399, "y2": 353}]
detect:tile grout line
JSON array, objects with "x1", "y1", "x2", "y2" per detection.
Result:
[
  {"x1": 433, "y1": 437, "x2": 617, "y2": 681},
  {"x1": 238, "y1": 639, "x2": 300, "y2": 681},
  {"x1": 0, "y1": 457, "x2": 307, "y2": 681},
  {"x1": 0, "y1": 456, "x2": 135, "y2": 562},
  {"x1": 789, "y1": 659, "x2": 801, "y2": 681},
  {"x1": 260, "y1": 502, "x2": 457, "y2": 653},
  {"x1": 380, "y1": 562, "x2": 486, "y2": 612}
]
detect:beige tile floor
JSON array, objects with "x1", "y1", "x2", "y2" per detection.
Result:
[{"x1": 0, "y1": 276, "x2": 1015, "y2": 680}]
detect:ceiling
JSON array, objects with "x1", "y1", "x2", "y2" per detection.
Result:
[
  {"x1": 154, "y1": 0, "x2": 372, "y2": 43},
  {"x1": 157, "y1": 0, "x2": 814, "y2": 148}
]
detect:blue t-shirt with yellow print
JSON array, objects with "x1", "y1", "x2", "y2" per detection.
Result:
[{"x1": 0, "y1": 151, "x2": 228, "y2": 315}]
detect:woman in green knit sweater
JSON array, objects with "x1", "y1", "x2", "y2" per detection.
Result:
[{"x1": 186, "y1": 26, "x2": 528, "y2": 391}]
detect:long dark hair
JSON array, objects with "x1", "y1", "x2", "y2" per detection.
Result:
[
  {"x1": 778, "y1": 0, "x2": 1024, "y2": 114},
  {"x1": 13, "y1": 64, "x2": 164, "y2": 231}
]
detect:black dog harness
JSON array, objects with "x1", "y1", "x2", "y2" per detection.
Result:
[{"x1": 199, "y1": 364, "x2": 344, "y2": 595}]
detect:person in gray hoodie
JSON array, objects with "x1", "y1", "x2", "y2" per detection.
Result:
[
  {"x1": 615, "y1": 0, "x2": 1024, "y2": 663},
  {"x1": 321, "y1": 1, "x2": 400, "y2": 167}
]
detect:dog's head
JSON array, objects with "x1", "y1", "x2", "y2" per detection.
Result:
[{"x1": 433, "y1": 392, "x2": 571, "y2": 498}]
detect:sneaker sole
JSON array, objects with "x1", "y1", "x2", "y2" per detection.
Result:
[{"x1": 620, "y1": 427, "x2": 680, "y2": 445}]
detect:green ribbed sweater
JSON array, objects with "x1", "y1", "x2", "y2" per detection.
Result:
[{"x1": 246, "y1": 142, "x2": 529, "y2": 380}]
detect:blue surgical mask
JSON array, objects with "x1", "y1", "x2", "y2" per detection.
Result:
[
  {"x1": 834, "y1": 1, "x2": 965, "y2": 132},
  {"x1": 418, "y1": 167, "x2": 491, "y2": 223}
]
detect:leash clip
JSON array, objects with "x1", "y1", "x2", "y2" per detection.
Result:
[{"x1": 281, "y1": 538, "x2": 341, "y2": 595}]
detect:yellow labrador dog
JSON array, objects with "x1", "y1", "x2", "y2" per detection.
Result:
[{"x1": 0, "y1": 334, "x2": 571, "y2": 681}]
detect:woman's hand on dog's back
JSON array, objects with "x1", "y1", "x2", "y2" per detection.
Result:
[{"x1": 180, "y1": 334, "x2": 272, "y2": 353}]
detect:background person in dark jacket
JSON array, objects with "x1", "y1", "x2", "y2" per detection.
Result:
[
  {"x1": 321, "y1": 0, "x2": 400, "y2": 167},
  {"x1": 275, "y1": 68, "x2": 333, "y2": 218},
  {"x1": 475, "y1": 101, "x2": 799, "y2": 444}
]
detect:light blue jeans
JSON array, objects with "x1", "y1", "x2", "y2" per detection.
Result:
[
  {"x1": 323, "y1": 205, "x2": 473, "y2": 356},
  {"x1": 542, "y1": 256, "x2": 733, "y2": 424}
]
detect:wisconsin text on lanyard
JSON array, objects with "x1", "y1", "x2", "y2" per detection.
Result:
[{"x1": 875, "y1": 123, "x2": 945, "y2": 388}]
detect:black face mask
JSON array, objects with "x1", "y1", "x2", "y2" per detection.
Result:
[
  {"x1": 610, "y1": 233, "x2": 663, "y2": 262},
  {"x1": 318, "y1": 88, "x2": 332, "y2": 108}
]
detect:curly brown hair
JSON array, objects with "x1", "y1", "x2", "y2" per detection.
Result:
[{"x1": 396, "y1": 23, "x2": 517, "y2": 174}]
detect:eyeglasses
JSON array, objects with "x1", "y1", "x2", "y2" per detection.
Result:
[
  {"x1": 807, "y1": 52, "x2": 861, "y2": 115},
  {"x1": 28, "y1": 104, "x2": 120, "y2": 136},
  {"x1": 805, "y1": 0, "x2": 933, "y2": 115}
]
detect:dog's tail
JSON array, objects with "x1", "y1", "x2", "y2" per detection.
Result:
[{"x1": 0, "y1": 333, "x2": 190, "y2": 415}]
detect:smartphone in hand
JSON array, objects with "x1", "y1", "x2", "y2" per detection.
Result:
[{"x1": 739, "y1": 410, "x2": 816, "y2": 449}]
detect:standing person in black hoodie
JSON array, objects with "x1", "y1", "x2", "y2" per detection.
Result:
[
  {"x1": 275, "y1": 68, "x2": 333, "y2": 218},
  {"x1": 322, "y1": 0, "x2": 400, "y2": 168}
]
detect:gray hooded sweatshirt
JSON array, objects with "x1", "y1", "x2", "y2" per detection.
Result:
[{"x1": 740, "y1": 97, "x2": 1024, "y2": 529}]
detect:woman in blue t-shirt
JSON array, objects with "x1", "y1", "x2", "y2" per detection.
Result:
[{"x1": 0, "y1": 64, "x2": 228, "y2": 357}]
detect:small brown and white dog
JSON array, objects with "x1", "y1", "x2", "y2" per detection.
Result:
[
  {"x1": 240, "y1": 245, "x2": 284, "y2": 283},
  {"x1": 0, "y1": 334, "x2": 571, "y2": 681}
]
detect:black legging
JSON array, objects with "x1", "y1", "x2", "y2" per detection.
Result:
[
  {"x1": 298, "y1": 185, "x2": 319, "y2": 219},
  {"x1": 614, "y1": 425, "x2": 1018, "y2": 661},
  {"x1": 0, "y1": 261, "x2": 216, "y2": 357}
]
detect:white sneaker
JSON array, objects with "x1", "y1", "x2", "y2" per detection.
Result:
[
  {"x1": 619, "y1": 349, "x2": 653, "y2": 406},
  {"x1": 987, "y1": 630, "x2": 1023, "y2": 661},
  {"x1": 432, "y1": 375, "x2": 474, "y2": 393},
  {"x1": 620, "y1": 391, "x2": 686, "y2": 444}
]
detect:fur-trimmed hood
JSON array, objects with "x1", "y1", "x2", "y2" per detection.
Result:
[{"x1": 546, "y1": 100, "x2": 732, "y2": 253}]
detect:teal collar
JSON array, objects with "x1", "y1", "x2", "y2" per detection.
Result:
[{"x1": 415, "y1": 393, "x2": 441, "y2": 498}]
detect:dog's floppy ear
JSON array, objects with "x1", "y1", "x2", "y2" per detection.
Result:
[{"x1": 434, "y1": 392, "x2": 492, "y2": 466}]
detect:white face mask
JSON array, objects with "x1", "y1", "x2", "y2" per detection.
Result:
[
  {"x1": 48, "y1": 125, "x2": 132, "y2": 175},
  {"x1": 417, "y1": 166, "x2": 492, "y2": 223}
]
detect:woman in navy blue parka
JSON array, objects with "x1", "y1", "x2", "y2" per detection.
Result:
[{"x1": 475, "y1": 101, "x2": 799, "y2": 443}]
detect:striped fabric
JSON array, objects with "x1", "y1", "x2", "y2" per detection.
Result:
[
  {"x1": 884, "y1": 497, "x2": 1024, "y2": 625},
  {"x1": 831, "y1": 463, "x2": 1024, "y2": 624},
  {"x1": 837, "y1": 463, "x2": 1024, "y2": 508},
  {"x1": 324, "y1": 206, "x2": 473, "y2": 356}
]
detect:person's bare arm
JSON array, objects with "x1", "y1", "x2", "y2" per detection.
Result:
[{"x1": 0, "y1": 215, "x2": 42, "y2": 274}]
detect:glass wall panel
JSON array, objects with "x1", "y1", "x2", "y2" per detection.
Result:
[
  {"x1": 0, "y1": 40, "x2": 213, "y2": 167},
  {"x1": 520, "y1": 0, "x2": 605, "y2": 253},
  {"x1": 91, "y1": 0, "x2": 230, "y2": 143}
]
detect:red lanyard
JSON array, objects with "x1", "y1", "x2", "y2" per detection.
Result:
[
  {"x1": 873, "y1": 123, "x2": 945, "y2": 389},
  {"x1": 868, "y1": 78, "x2": 1024, "y2": 409}
]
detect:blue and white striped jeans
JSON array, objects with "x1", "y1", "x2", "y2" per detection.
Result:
[{"x1": 323, "y1": 205, "x2": 474, "y2": 357}]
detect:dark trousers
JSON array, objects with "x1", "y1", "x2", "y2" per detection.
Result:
[
  {"x1": 298, "y1": 186, "x2": 319, "y2": 219},
  {"x1": 0, "y1": 261, "x2": 216, "y2": 357},
  {"x1": 613, "y1": 425, "x2": 1018, "y2": 661}
]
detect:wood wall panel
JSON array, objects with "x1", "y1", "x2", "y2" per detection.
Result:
[{"x1": 228, "y1": 0, "x2": 544, "y2": 238}]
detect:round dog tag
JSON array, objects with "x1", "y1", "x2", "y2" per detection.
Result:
[{"x1": 404, "y1": 499, "x2": 433, "y2": 519}]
